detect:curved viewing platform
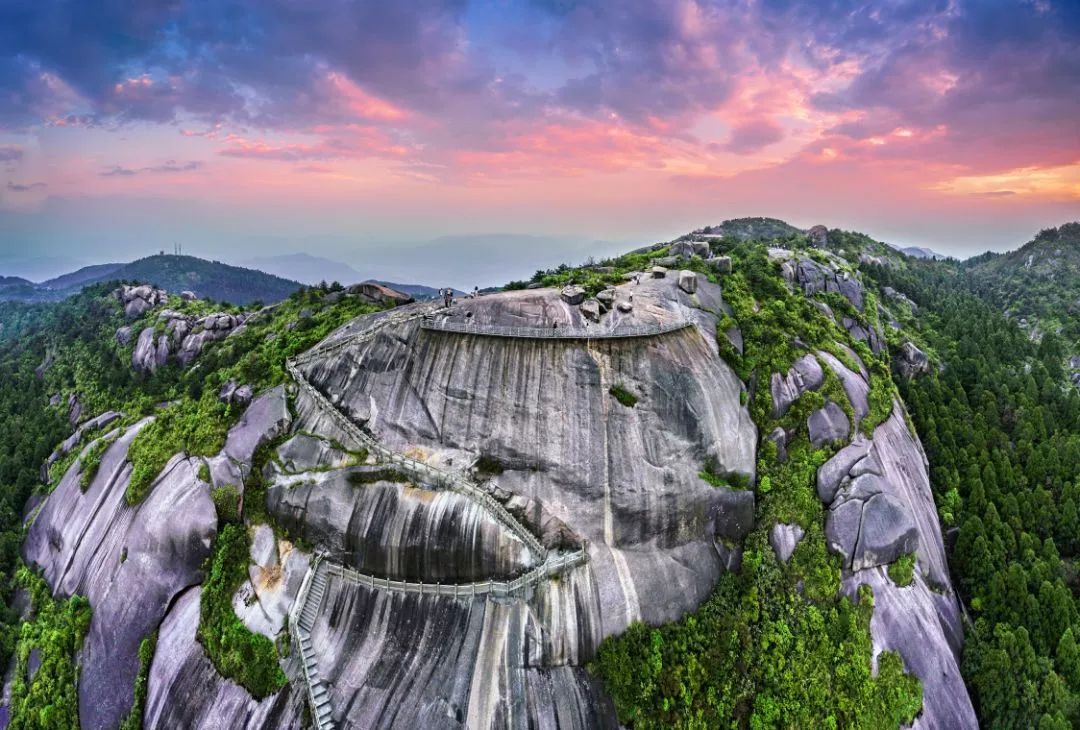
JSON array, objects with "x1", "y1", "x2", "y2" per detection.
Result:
[{"x1": 420, "y1": 317, "x2": 693, "y2": 340}]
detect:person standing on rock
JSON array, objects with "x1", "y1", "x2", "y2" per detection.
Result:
[{"x1": 442, "y1": 288, "x2": 453, "y2": 308}]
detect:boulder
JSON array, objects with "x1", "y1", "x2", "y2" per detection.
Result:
[
  {"x1": 115, "y1": 326, "x2": 133, "y2": 346},
  {"x1": 580, "y1": 298, "x2": 602, "y2": 323},
  {"x1": 669, "y1": 240, "x2": 695, "y2": 259},
  {"x1": 560, "y1": 285, "x2": 586, "y2": 305},
  {"x1": 808, "y1": 401, "x2": 850, "y2": 448},
  {"x1": 816, "y1": 438, "x2": 872, "y2": 504},
  {"x1": 349, "y1": 282, "x2": 414, "y2": 306},
  {"x1": 595, "y1": 288, "x2": 616, "y2": 309},
  {"x1": 650, "y1": 266, "x2": 668, "y2": 278},
  {"x1": 770, "y1": 354, "x2": 824, "y2": 417},
  {"x1": 179, "y1": 290, "x2": 198, "y2": 301},
  {"x1": 232, "y1": 384, "x2": 253, "y2": 407},
  {"x1": 132, "y1": 328, "x2": 163, "y2": 373},
  {"x1": 653, "y1": 255, "x2": 678, "y2": 268},
  {"x1": 853, "y1": 493, "x2": 919, "y2": 571},
  {"x1": 67, "y1": 394, "x2": 81, "y2": 427},
  {"x1": 526, "y1": 282, "x2": 544, "y2": 290},
  {"x1": 616, "y1": 301, "x2": 633, "y2": 313},
  {"x1": 677, "y1": 270, "x2": 698, "y2": 294},
  {"x1": 218, "y1": 380, "x2": 237, "y2": 403},
  {"x1": 223, "y1": 386, "x2": 292, "y2": 467},
  {"x1": 710, "y1": 256, "x2": 732, "y2": 274},
  {"x1": 896, "y1": 341, "x2": 930, "y2": 379},
  {"x1": 768, "y1": 426, "x2": 788, "y2": 463},
  {"x1": 691, "y1": 241, "x2": 711, "y2": 258},
  {"x1": 770, "y1": 523, "x2": 805, "y2": 563},
  {"x1": 124, "y1": 297, "x2": 151, "y2": 319},
  {"x1": 807, "y1": 224, "x2": 828, "y2": 247}
]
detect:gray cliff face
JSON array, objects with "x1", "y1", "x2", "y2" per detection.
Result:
[
  {"x1": 22, "y1": 421, "x2": 218, "y2": 730},
  {"x1": 296, "y1": 280, "x2": 756, "y2": 639},
  {"x1": 144, "y1": 585, "x2": 305, "y2": 729},
  {"x1": 823, "y1": 404, "x2": 975, "y2": 727},
  {"x1": 307, "y1": 574, "x2": 616, "y2": 730},
  {"x1": 274, "y1": 277, "x2": 756, "y2": 727},
  {"x1": 267, "y1": 471, "x2": 538, "y2": 581}
]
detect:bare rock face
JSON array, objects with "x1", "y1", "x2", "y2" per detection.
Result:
[
  {"x1": 807, "y1": 401, "x2": 850, "y2": 447},
  {"x1": 770, "y1": 354, "x2": 824, "y2": 417},
  {"x1": 232, "y1": 526, "x2": 310, "y2": 639},
  {"x1": 144, "y1": 586, "x2": 304, "y2": 729},
  {"x1": 308, "y1": 574, "x2": 617, "y2": 730},
  {"x1": 819, "y1": 403, "x2": 975, "y2": 727},
  {"x1": 266, "y1": 470, "x2": 537, "y2": 581},
  {"x1": 223, "y1": 385, "x2": 291, "y2": 467},
  {"x1": 770, "y1": 523, "x2": 805, "y2": 562},
  {"x1": 817, "y1": 350, "x2": 869, "y2": 426},
  {"x1": 22, "y1": 422, "x2": 217, "y2": 730},
  {"x1": 896, "y1": 341, "x2": 930, "y2": 379},
  {"x1": 286, "y1": 277, "x2": 755, "y2": 725},
  {"x1": 793, "y1": 257, "x2": 864, "y2": 311}
]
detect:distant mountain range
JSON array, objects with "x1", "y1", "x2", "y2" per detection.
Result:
[
  {"x1": 0, "y1": 255, "x2": 302, "y2": 305},
  {"x1": 0, "y1": 252, "x2": 461, "y2": 306},
  {"x1": 890, "y1": 244, "x2": 947, "y2": 260}
]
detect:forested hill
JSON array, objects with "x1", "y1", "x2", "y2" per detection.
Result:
[
  {"x1": 0, "y1": 219, "x2": 1078, "y2": 727},
  {"x1": 1, "y1": 255, "x2": 302, "y2": 306},
  {"x1": 965, "y1": 222, "x2": 1080, "y2": 349}
]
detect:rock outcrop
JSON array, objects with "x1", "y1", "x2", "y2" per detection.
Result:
[
  {"x1": 267, "y1": 471, "x2": 538, "y2": 581},
  {"x1": 896, "y1": 342, "x2": 930, "y2": 379},
  {"x1": 144, "y1": 586, "x2": 305, "y2": 728},
  {"x1": 23, "y1": 423, "x2": 217, "y2": 729},
  {"x1": 117, "y1": 284, "x2": 168, "y2": 318},
  {"x1": 818, "y1": 403, "x2": 976, "y2": 727},
  {"x1": 770, "y1": 354, "x2": 824, "y2": 417},
  {"x1": 129, "y1": 309, "x2": 247, "y2": 373},
  {"x1": 808, "y1": 401, "x2": 850, "y2": 447},
  {"x1": 283, "y1": 274, "x2": 756, "y2": 726}
]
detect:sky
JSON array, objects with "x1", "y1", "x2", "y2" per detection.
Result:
[{"x1": 0, "y1": 0, "x2": 1078, "y2": 284}]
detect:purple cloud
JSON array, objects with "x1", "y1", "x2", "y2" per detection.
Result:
[
  {"x1": 100, "y1": 160, "x2": 203, "y2": 177},
  {"x1": 6, "y1": 180, "x2": 45, "y2": 192},
  {"x1": 0, "y1": 144, "x2": 23, "y2": 162}
]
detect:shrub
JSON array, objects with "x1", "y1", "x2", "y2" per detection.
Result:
[
  {"x1": 7, "y1": 567, "x2": 93, "y2": 730},
  {"x1": 211, "y1": 484, "x2": 242, "y2": 525},
  {"x1": 197, "y1": 524, "x2": 286, "y2": 698},
  {"x1": 888, "y1": 553, "x2": 917, "y2": 587},
  {"x1": 119, "y1": 631, "x2": 157, "y2": 730},
  {"x1": 609, "y1": 384, "x2": 638, "y2": 408},
  {"x1": 78, "y1": 435, "x2": 115, "y2": 492},
  {"x1": 474, "y1": 454, "x2": 504, "y2": 476}
]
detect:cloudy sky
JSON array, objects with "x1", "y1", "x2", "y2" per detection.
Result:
[{"x1": 1, "y1": 0, "x2": 1078, "y2": 282}]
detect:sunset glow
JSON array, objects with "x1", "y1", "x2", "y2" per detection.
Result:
[{"x1": 1, "y1": 0, "x2": 1078, "y2": 270}]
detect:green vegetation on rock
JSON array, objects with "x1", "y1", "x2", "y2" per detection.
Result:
[
  {"x1": 197, "y1": 523, "x2": 286, "y2": 698},
  {"x1": 609, "y1": 384, "x2": 638, "y2": 408},
  {"x1": 7, "y1": 566, "x2": 92, "y2": 730},
  {"x1": 888, "y1": 553, "x2": 916, "y2": 587},
  {"x1": 119, "y1": 631, "x2": 158, "y2": 730}
]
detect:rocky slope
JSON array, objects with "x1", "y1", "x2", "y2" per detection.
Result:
[{"x1": 6, "y1": 222, "x2": 979, "y2": 728}]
